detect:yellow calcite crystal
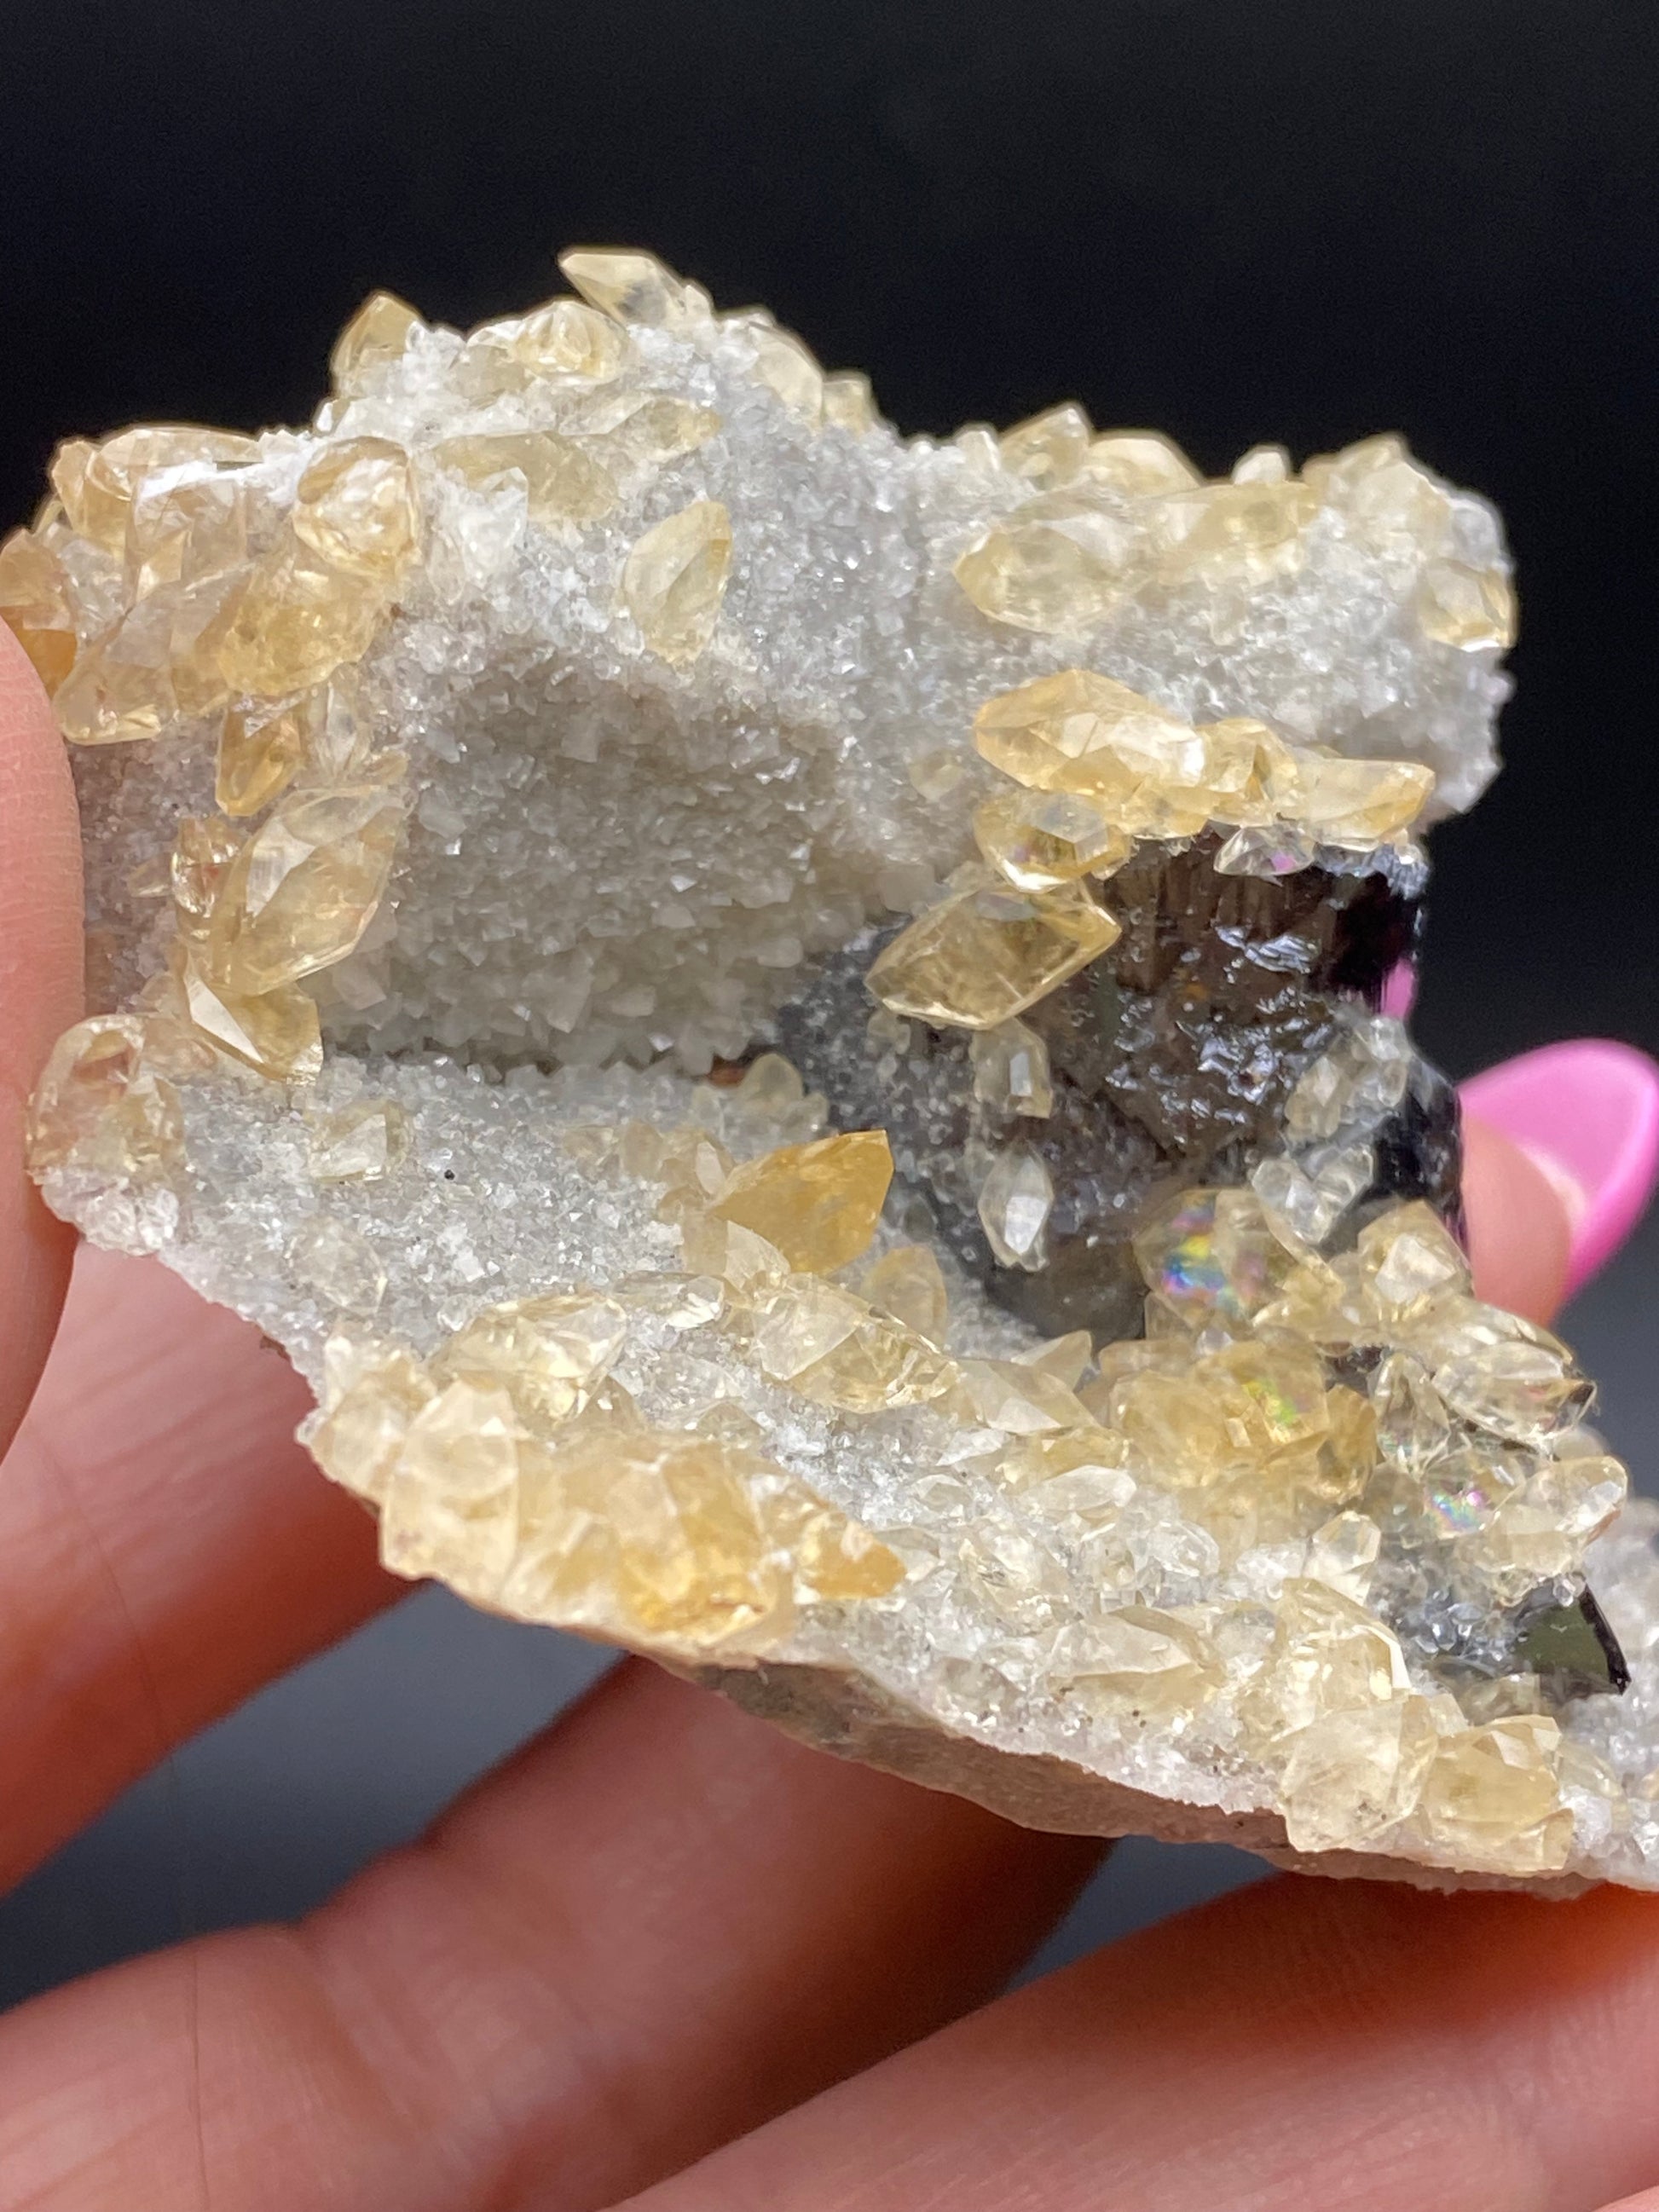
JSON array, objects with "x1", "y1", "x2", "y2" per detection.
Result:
[
  {"x1": 1157, "y1": 476, "x2": 1318, "y2": 586},
  {"x1": 972, "y1": 670, "x2": 1195, "y2": 802},
  {"x1": 292, "y1": 438, "x2": 422, "y2": 580},
  {"x1": 860, "y1": 1244, "x2": 950, "y2": 1343},
  {"x1": 1371, "y1": 1352, "x2": 1454, "y2": 1476},
  {"x1": 216, "y1": 696, "x2": 312, "y2": 817},
  {"x1": 170, "y1": 814, "x2": 243, "y2": 940},
  {"x1": 291, "y1": 1214, "x2": 388, "y2": 1314},
  {"x1": 755, "y1": 1278, "x2": 951, "y2": 1412},
  {"x1": 558, "y1": 247, "x2": 712, "y2": 330},
  {"x1": 1131, "y1": 1187, "x2": 1299, "y2": 1328},
  {"x1": 171, "y1": 944, "x2": 323, "y2": 1081},
  {"x1": 330, "y1": 292, "x2": 423, "y2": 391},
  {"x1": 977, "y1": 1142, "x2": 1055, "y2": 1269},
  {"x1": 579, "y1": 393, "x2": 722, "y2": 471},
  {"x1": 1293, "y1": 753, "x2": 1436, "y2": 847},
  {"x1": 954, "y1": 490, "x2": 1144, "y2": 633},
  {"x1": 1112, "y1": 1367, "x2": 1239, "y2": 1489},
  {"x1": 1359, "y1": 1201, "x2": 1470, "y2": 1315},
  {"x1": 969, "y1": 1019, "x2": 1054, "y2": 1118},
  {"x1": 125, "y1": 471, "x2": 249, "y2": 598},
  {"x1": 1280, "y1": 1695, "x2": 1440, "y2": 1853},
  {"x1": 679, "y1": 1210, "x2": 792, "y2": 1297},
  {"x1": 621, "y1": 499, "x2": 732, "y2": 663},
  {"x1": 433, "y1": 1291, "x2": 629, "y2": 1433},
  {"x1": 866, "y1": 875, "x2": 1119, "y2": 1030},
  {"x1": 306, "y1": 1098, "x2": 411, "y2": 1182},
  {"x1": 25, "y1": 1015, "x2": 184, "y2": 1184},
  {"x1": 1471, "y1": 1458, "x2": 1628, "y2": 1597},
  {"x1": 1415, "y1": 1715, "x2": 1574, "y2": 1874},
  {"x1": 0, "y1": 528, "x2": 78, "y2": 693},
  {"x1": 749, "y1": 324, "x2": 825, "y2": 422},
  {"x1": 1197, "y1": 1338, "x2": 1332, "y2": 1462},
  {"x1": 217, "y1": 534, "x2": 388, "y2": 699},
  {"x1": 822, "y1": 370, "x2": 878, "y2": 436},
  {"x1": 306, "y1": 1337, "x2": 437, "y2": 1504},
  {"x1": 1081, "y1": 430, "x2": 1200, "y2": 497},
  {"x1": 205, "y1": 781, "x2": 404, "y2": 995},
  {"x1": 1241, "y1": 1580, "x2": 1411, "y2": 1746},
  {"x1": 710, "y1": 1129, "x2": 893, "y2": 1273},
  {"x1": 516, "y1": 1424, "x2": 843, "y2": 1643},
  {"x1": 435, "y1": 431, "x2": 619, "y2": 528},
  {"x1": 313, "y1": 1323, "x2": 902, "y2": 1649},
  {"x1": 951, "y1": 1357, "x2": 1091, "y2": 1436},
  {"x1": 55, "y1": 424, "x2": 259, "y2": 552},
  {"x1": 968, "y1": 669, "x2": 1433, "y2": 856},
  {"x1": 1059, "y1": 1607, "x2": 1223, "y2": 1718},
  {"x1": 974, "y1": 785, "x2": 1133, "y2": 890},
  {"x1": 1418, "y1": 558, "x2": 1517, "y2": 650},
  {"x1": 505, "y1": 297, "x2": 632, "y2": 382},
  {"x1": 53, "y1": 598, "x2": 182, "y2": 746},
  {"x1": 382, "y1": 1378, "x2": 523, "y2": 1587},
  {"x1": 999, "y1": 403, "x2": 1091, "y2": 489}
]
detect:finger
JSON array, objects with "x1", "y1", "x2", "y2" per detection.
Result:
[
  {"x1": 0, "y1": 1663, "x2": 1101, "y2": 2211},
  {"x1": 1463, "y1": 1114, "x2": 1572, "y2": 1323},
  {"x1": 0, "y1": 627, "x2": 83, "y2": 1452},
  {"x1": 0, "y1": 1246, "x2": 399, "y2": 1891},
  {"x1": 1464, "y1": 1041, "x2": 1659, "y2": 1300},
  {"x1": 616, "y1": 1875, "x2": 1659, "y2": 2212}
]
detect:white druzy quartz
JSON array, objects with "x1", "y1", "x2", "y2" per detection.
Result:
[{"x1": 20, "y1": 251, "x2": 1656, "y2": 1899}]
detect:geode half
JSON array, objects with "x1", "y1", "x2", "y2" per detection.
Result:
[{"x1": 9, "y1": 250, "x2": 1657, "y2": 1896}]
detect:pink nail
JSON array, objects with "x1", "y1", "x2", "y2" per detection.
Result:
[
  {"x1": 1461, "y1": 1041, "x2": 1659, "y2": 1296},
  {"x1": 1380, "y1": 961, "x2": 1418, "y2": 1021}
]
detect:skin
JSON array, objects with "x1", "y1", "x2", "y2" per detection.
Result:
[{"x1": 0, "y1": 617, "x2": 1650, "y2": 2212}]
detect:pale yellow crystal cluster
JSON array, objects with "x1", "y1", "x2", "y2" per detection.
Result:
[
  {"x1": 17, "y1": 248, "x2": 1642, "y2": 1888},
  {"x1": 869, "y1": 667, "x2": 1436, "y2": 1037},
  {"x1": 537, "y1": 1040, "x2": 1629, "y2": 1880},
  {"x1": 864, "y1": 669, "x2": 1438, "y2": 1269},
  {"x1": 0, "y1": 254, "x2": 922, "y2": 1108},
  {"x1": 303, "y1": 1281, "x2": 902, "y2": 1658},
  {"x1": 0, "y1": 251, "x2": 871, "y2": 722},
  {"x1": 952, "y1": 413, "x2": 1517, "y2": 653}
]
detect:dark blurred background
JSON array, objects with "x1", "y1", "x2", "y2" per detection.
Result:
[{"x1": 1, "y1": 0, "x2": 1656, "y2": 2003}]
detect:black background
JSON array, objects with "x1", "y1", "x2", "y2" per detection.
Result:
[
  {"x1": 2, "y1": 0, "x2": 1657, "y2": 1998},
  {"x1": 6, "y1": 0, "x2": 1659, "y2": 1071}
]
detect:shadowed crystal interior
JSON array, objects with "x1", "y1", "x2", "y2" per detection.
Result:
[{"x1": 12, "y1": 247, "x2": 1657, "y2": 1897}]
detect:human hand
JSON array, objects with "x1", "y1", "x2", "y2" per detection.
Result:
[{"x1": 3, "y1": 621, "x2": 1659, "y2": 2212}]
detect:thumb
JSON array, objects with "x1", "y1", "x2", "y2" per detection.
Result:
[
  {"x1": 0, "y1": 623, "x2": 83, "y2": 1453},
  {"x1": 1461, "y1": 1038, "x2": 1659, "y2": 1325}
]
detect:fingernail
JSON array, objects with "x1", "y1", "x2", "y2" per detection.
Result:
[
  {"x1": 1461, "y1": 1041, "x2": 1659, "y2": 1296},
  {"x1": 1380, "y1": 961, "x2": 1418, "y2": 1021}
]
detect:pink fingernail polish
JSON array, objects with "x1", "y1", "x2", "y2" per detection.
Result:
[
  {"x1": 1380, "y1": 961, "x2": 1418, "y2": 1021},
  {"x1": 1461, "y1": 1041, "x2": 1659, "y2": 1296}
]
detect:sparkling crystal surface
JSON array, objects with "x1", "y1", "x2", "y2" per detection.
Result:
[{"x1": 21, "y1": 249, "x2": 1657, "y2": 1899}]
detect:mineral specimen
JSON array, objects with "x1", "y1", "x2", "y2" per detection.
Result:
[{"x1": 13, "y1": 248, "x2": 1657, "y2": 1896}]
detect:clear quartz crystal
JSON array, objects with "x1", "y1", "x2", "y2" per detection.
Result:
[{"x1": 977, "y1": 1144, "x2": 1055, "y2": 1269}]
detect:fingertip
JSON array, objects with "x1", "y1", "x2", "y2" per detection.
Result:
[
  {"x1": 1462, "y1": 1040, "x2": 1659, "y2": 1297},
  {"x1": 0, "y1": 622, "x2": 83, "y2": 1449},
  {"x1": 1460, "y1": 1113, "x2": 1573, "y2": 1325}
]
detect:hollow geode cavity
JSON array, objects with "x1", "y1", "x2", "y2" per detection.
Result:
[{"x1": 10, "y1": 249, "x2": 1658, "y2": 1897}]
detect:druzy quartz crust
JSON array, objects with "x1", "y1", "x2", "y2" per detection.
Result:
[{"x1": 12, "y1": 248, "x2": 1659, "y2": 1894}]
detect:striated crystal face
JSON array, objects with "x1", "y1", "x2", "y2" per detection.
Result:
[{"x1": 14, "y1": 246, "x2": 1658, "y2": 1900}]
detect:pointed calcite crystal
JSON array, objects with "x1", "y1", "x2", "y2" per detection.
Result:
[{"x1": 13, "y1": 248, "x2": 1659, "y2": 1896}]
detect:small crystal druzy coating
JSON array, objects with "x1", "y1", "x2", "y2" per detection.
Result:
[{"x1": 13, "y1": 247, "x2": 1652, "y2": 1898}]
